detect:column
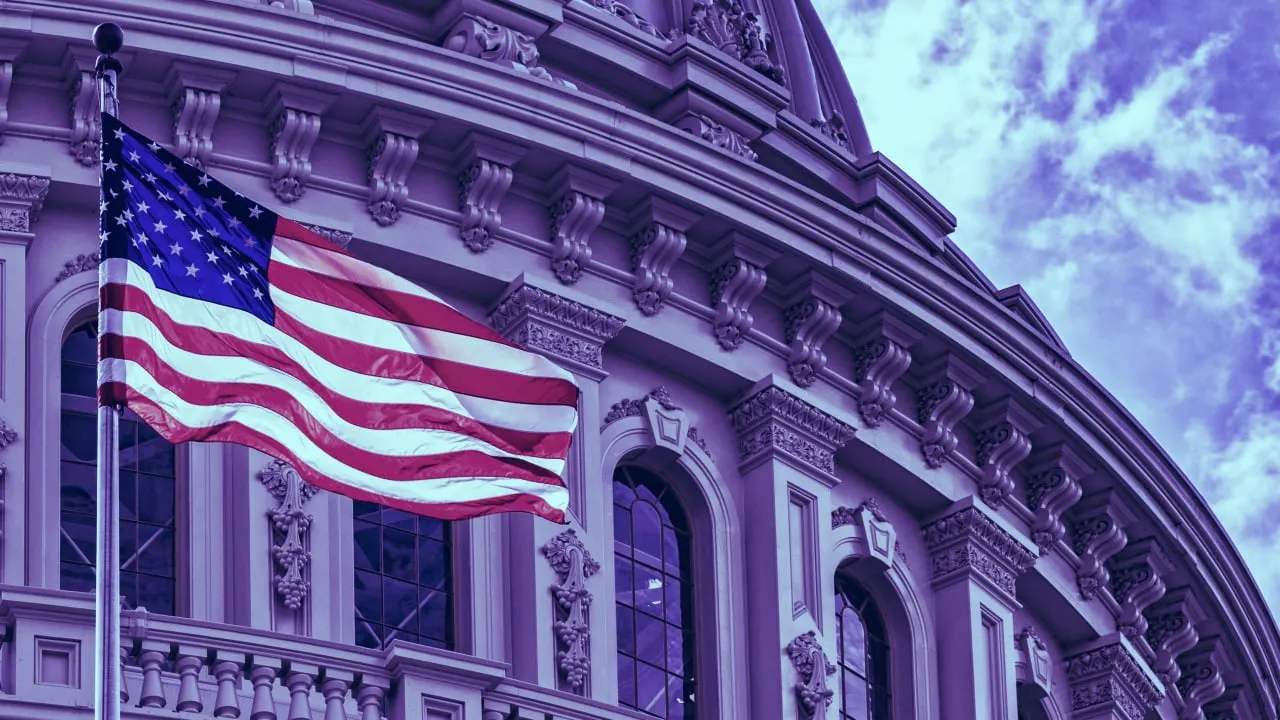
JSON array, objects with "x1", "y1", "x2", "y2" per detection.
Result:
[
  {"x1": 727, "y1": 375, "x2": 856, "y2": 719},
  {"x1": 488, "y1": 275, "x2": 624, "y2": 694},
  {"x1": 922, "y1": 496, "x2": 1038, "y2": 720}
]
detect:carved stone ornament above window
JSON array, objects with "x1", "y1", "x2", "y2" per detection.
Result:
[
  {"x1": 676, "y1": 114, "x2": 757, "y2": 161},
  {"x1": 603, "y1": 387, "x2": 709, "y2": 457},
  {"x1": 541, "y1": 529, "x2": 601, "y2": 691},
  {"x1": 729, "y1": 380, "x2": 855, "y2": 484},
  {"x1": 257, "y1": 459, "x2": 319, "y2": 611},
  {"x1": 588, "y1": 0, "x2": 668, "y2": 39},
  {"x1": 0, "y1": 172, "x2": 51, "y2": 234},
  {"x1": 786, "y1": 631, "x2": 836, "y2": 718},
  {"x1": 832, "y1": 498, "x2": 896, "y2": 568},
  {"x1": 922, "y1": 501, "x2": 1036, "y2": 603},
  {"x1": 55, "y1": 252, "x2": 102, "y2": 282},
  {"x1": 489, "y1": 280, "x2": 625, "y2": 380},
  {"x1": 1015, "y1": 627, "x2": 1053, "y2": 697},
  {"x1": 1064, "y1": 640, "x2": 1164, "y2": 720},
  {"x1": 682, "y1": 0, "x2": 786, "y2": 86}
]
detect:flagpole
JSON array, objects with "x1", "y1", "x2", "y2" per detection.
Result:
[{"x1": 93, "y1": 21, "x2": 124, "y2": 720}]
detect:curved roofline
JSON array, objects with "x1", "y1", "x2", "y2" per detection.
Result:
[{"x1": 794, "y1": 0, "x2": 873, "y2": 157}]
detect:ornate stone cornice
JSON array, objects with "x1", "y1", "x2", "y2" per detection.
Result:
[
  {"x1": 1144, "y1": 587, "x2": 1204, "y2": 687},
  {"x1": 266, "y1": 83, "x2": 333, "y2": 204},
  {"x1": 848, "y1": 312, "x2": 921, "y2": 428},
  {"x1": 729, "y1": 378, "x2": 855, "y2": 483},
  {"x1": 628, "y1": 198, "x2": 696, "y2": 316},
  {"x1": 603, "y1": 387, "x2": 709, "y2": 457},
  {"x1": 684, "y1": 0, "x2": 785, "y2": 86},
  {"x1": 707, "y1": 231, "x2": 778, "y2": 351},
  {"x1": 785, "y1": 631, "x2": 835, "y2": 718},
  {"x1": 1016, "y1": 626, "x2": 1053, "y2": 696},
  {"x1": 542, "y1": 529, "x2": 600, "y2": 691},
  {"x1": 1070, "y1": 489, "x2": 1133, "y2": 602},
  {"x1": 781, "y1": 270, "x2": 850, "y2": 388},
  {"x1": 455, "y1": 133, "x2": 524, "y2": 253},
  {"x1": 1025, "y1": 442, "x2": 1090, "y2": 552},
  {"x1": 971, "y1": 396, "x2": 1040, "y2": 507},
  {"x1": 548, "y1": 165, "x2": 618, "y2": 285},
  {"x1": 443, "y1": 16, "x2": 569, "y2": 86},
  {"x1": 257, "y1": 460, "x2": 318, "y2": 611},
  {"x1": 362, "y1": 107, "x2": 428, "y2": 227},
  {"x1": 832, "y1": 498, "x2": 895, "y2": 568},
  {"x1": 675, "y1": 114, "x2": 757, "y2": 161},
  {"x1": 0, "y1": 172, "x2": 51, "y2": 234},
  {"x1": 1176, "y1": 639, "x2": 1229, "y2": 718},
  {"x1": 811, "y1": 113, "x2": 849, "y2": 150},
  {"x1": 914, "y1": 352, "x2": 983, "y2": 468},
  {"x1": 489, "y1": 278, "x2": 624, "y2": 380},
  {"x1": 299, "y1": 223, "x2": 353, "y2": 250},
  {"x1": 62, "y1": 47, "x2": 100, "y2": 165},
  {"x1": 165, "y1": 62, "x2": 237, "y2": 169},
  {"x1": 1108, "y1": 538, "x2": 1174, "y2": 647},
  {"x1": 922, "y1": 500, "x2": 1036, "y2": 603},
  {"x1": 1065, "y1": 638, "x2": 1164, "y2": 720}
]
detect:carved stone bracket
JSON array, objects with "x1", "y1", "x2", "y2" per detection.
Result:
[
  {"x1": 55, "y1": 252, "x2": 102, "y2": 282},
  {"x1": 971, "y1": 397, "x2": 1040, "y2": 507},
  {"x1": 1175, "y1": 639, "x2": 1228, "y2": 718},
  {"x1": 781, "y1": 271, "x2": 850, "y2": 388},
  {"x1": 1024, "y1": 442, "x2": 1089, "y2": 552},
  {"x1": 548, "y1": 165, "x2": 618, "y2": 285},
  {"x1": 785, "y1": 631, "x2": 835, "y2": 718},
  {"x1": 707, "y1": 231, "x2": 778, "y2": 350},
  {"x1": 362, "y1": 107, "x2": 428, "y2": 227},
  {"x1": 588, "y1": 0, "x2": 668, "y2": 39},
  {"x1": 266, "y1": 83, "x2": 333, "y2": 203},
  {"x1": 1070, "y1": 490, "x2": 1132, "y2": 602},
  {"x1": 541, "y1": 529, "x2": 600, "y2": 691},
  {"x1": 257, "y1": 459, "x2": 319, "y2": 611},
  {"x1": 831, "y1": 498, "x2": 895, "y2": 568},
  {"x1": 299, "y1": 223, "x2": 353, "y2": 250},
  {"x1": 811, "y1": 113, "x2": 849, "y2": 150},
  {"x1": 1202, "y1": 686, "x2": 1248, "y2": 720},
  {"x1": 455, "y1": 134, "x2": 524, "y2": 253},
  {"x1": 443, "y1": 16, "x2": 570, "y2": 86},
  {"x1": 922, "y1": 501, "x2": 1036, "y2": 603},
  {"x1": 1108, "y1": 538, "x2": 1173, "y2": 647},
  {"x1": 729, "y1": 379, "x2": 855, "y2": 484},
  {"x1": 1065, "y1": 639, "x2": 1164, "y2": 720},
  {"x1": 683, "y1": 0, "x2": 785, "y2": 85},
  {"x1": 0, "y1": 172, "x2": 51, "y2": 235},
  {"x1": 628, "y1": 198, "x2": 697, "y2": 316},
  {"x1": 0, "y1": 39, "x2": 26, "y2": 145},
  {"x1": 489, "y1": 279, "x2": 625, "y2": 380},
  {"x1": 63, "y1": 48, "x2": 100, "y2": 165},
  {"x1": 165, "y1": 63, "x2": 237, "y2": 169},
  {"x1": 674, "y1": 114, "x2": 757, "y2": 161},
  {"x1": 1015, "y1": 627, "x2": 1053, "y2": 697},
  {"x1": 602, "y1": 387, "x2": 708, "y2": 457},
  {"x1": 848, "y1": 312, "x2": 921, "y2": 428},
  {"x1": 1143, "y1": 587, "x2": 1204, "y2": 687},
  {"x1": 914, "y1": 352, "x2": 983, "y2": 468}
]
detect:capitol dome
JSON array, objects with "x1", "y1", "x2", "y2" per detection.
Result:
[{"x1": 0, "y1": 0, "x2": 1275, "y2": 718}]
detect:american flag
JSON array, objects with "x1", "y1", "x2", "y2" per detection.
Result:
[{"x1": 97, "y1": 112, "x2": 579, "y2": 523}]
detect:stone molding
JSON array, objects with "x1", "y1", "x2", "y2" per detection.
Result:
[
  {"x1": 1144, "y1": 587, "x2": 1204, "y2": 687},
  {"x1": 603, "y1": 387, "x2": 709, "y2": 457},
  {"x1": 848, "y1": 311, "x2": 921, "y2": 428},
  {"x1": 165, "y1": 62, "x2": 237, "y2": 169},
  {"x1": 781, "y1": 270, "x2": 851, "y2": 388},
  {"x1": 683, "y1": 0, "x2": 785, "y2": 86},
  {"x1": 922, "y1": 501, "x2": 1036, "y2": 603},
  {"x1": 707, "y1": 232, "x2": 779, "y2": 351},
  {"x1": 1016, "y1": 626, "x2": 1053, "y2": 697},
  {"x1": 971, "y1": 396, "x2": 1040, "y2": 507},
  {"x1": 257, "y1": 459, "x2": 319, "y2": 611},
  {"x1": 785, "y1": 630, "x2": 835, "y2": 718},
  {"x1": 628, "y1": 198, "x2": 697, "y2": 316},
  {"x1": 541, "y1": 529, "x2": 600, "y2": 691},
  {"x1": 728, "y1": 378, "x2": 855, "y2": 484},
  {"x1": 1025, "y1": 442, "x2": 1089, "y2": 552},
  {"x1": 488, "y1": 279, "x2": 625, "y2": 380},
  {"x1": 0, "y1": 172, "x2": 51, "y2": 234},
  {"x1": 362, "y1": 107, "x2": 429, "y2": 227},
  {"x1": 1108, "y1": 538, "x2": 1173, "y2": 648},
  {"x1": 455, "y1": 133, "x2": 524, "y2": 253},
  {"x1": 0, "y1": 416, "x2": 16, "y2": 479},
  {"x1": 674, "y1": 114, "x2": 757, "y2": 161},
  {"x1": 831, "y1": 498, "x2": 895, "y2": 568},
  {"x1": 1065, "y1": 639, "x2": 1164, "y2": 720},
  {"x1": 1071, "y1": 490, "x2": 1132, "y2": 602},
  {"x1": 266, "y1": 83, "x2": 334, "y2": 203},
  {"x1": 548, "y1": 165, "x2": 619, "y2": 285},
  {"x1": 914, "y1": 352, "x2": 983, "y2": 469}
]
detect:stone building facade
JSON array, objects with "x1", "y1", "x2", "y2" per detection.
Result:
[{"x1": 0, "y1": 0, "x2": 1275, "y2": 718}]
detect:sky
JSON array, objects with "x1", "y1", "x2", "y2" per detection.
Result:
[{"x1": 811, "y1": 0, "x2": 1280, "y2": 616}]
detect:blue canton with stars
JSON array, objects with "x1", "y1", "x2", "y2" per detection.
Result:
[{"x1": 100, "y1": 112, "x2": 279, "y2": 324}]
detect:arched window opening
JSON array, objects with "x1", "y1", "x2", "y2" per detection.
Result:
[
  {"x1": 613, "y1": 465, "x2": 696, "y2": 718},
  {"x1": 59, "y1": 321, "x2": 179, "y2": 615},
  {"x1": 352, "y1": 501, "x2": 453, "y2": 650},
  {"x1": 837, "y1": 577, "x2": 891, "y2": 720}
]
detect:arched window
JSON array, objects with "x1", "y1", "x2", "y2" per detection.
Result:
[
  {"x1": 613, "y1": 465, "x2": 696, "y2": 718},
  {"x1": 59, "y1": 321, "x2": 179, "y2": 615},
  {"x1": 352, "y1": 501, "x2": 452, "y2": 650},
  {"x1": 837, "y1": 578, "x2": 891, "y2": 719}
]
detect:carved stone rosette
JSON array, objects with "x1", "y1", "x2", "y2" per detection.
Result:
[
  {"x1": 1107, "y1": 539, "x2": 1172, "y2": 646},
  {"x1": 914, "y1": 353, "x2": 983, "y2": 468},
  {"x1": 1143, "y1": 588, "x2": 1202, "y2": 686},
  {"x1": 1024, "y1": 443, "x2": 1089, "y2": 552},
  {"x1": 782, "y1": 272, "x2": 849, "y2": 388},
  {"x1": 1065, "y1": 640, "x2": 1164, "y2": 720},
  {"x1": 1070, "y1": 491, "x2": 1131, "y2": 601},
  {"x1": 1175, "y1": 640, "x2": 1228, "y2": 718},
  {"x1": 489, "y1": 281, "x2": 625, "y2": 380},
  {"x1": 849, "y1": 313, "x2": 920, "y2": 428},
  {"x1": 729, "y1": 381, "x2": 855, "y2": 483},
  {"x1": 684, "y1": 0, "x2": 786, "y2": 85},
  {"x1": 258, "y1": 460, "x2": 319, "y2": 610},
  {"x1": 0, "y1": 172, "x2": 51, "y2": 234},
  {"x1": 676, "y1": 114, "x2": 757, "y2": 161},
  {"x1": 786, "y1": 631, "x2": 835, "y2": 718},
  {"x1": 831, "y1": 498, "x2": 895, "y2": 568},
  {"x1": 922, "y1": 503, "x2": 1036, "y2": 602},
  {"x1": 708, "y1": 232, "x2": 778, "y2": 351},
  {"x1": 542, "y1": 529, "x2": 600, "y2": 691},
  {"x1": 971, "y1": 398, "x2": 1039, "y2": 507}
]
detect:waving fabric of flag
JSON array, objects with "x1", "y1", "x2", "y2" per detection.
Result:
[{"x1": 97, "y1": 112, "x2": 579, "y2": 523}]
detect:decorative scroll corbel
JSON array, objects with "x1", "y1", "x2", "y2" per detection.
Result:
[
  {"x1": 0, "y1": 39, "x2": 25, "y2": 145},
  {"x1": 674, "y1": 114, "x2": 757, "y2": 161},
  {"x1": 542, "y1": 529, "x2": 600, "y2": 691},
  {"x1": 628, "y1": 199, "x2": 697, "y2": 316},
  {"x1": 831, "y1": 498, "x2": 895, "y2": 568},
  {"x1": 266, "y1": 84, "x2": 332, "y2": 203},
  {"x1": 165, "y1": 63, "x2": 237, "y2": 169},
  {"x1": 1175, "y1": 639, "x2": 1228, "y2": 718},
  {"x1": 914, "y1": 353, "x2": 983, "y2": 468},
  {"x1": 362, "y1": 107, "x2": 428, "y2": 227},
  {"x1": 786, "y1": 631, "x2": 835, "y2": 718},
  {"x1": 1070, "y1": 490, "x2": 1131, "y2": 601},
  {"x1": 1025, "y1": 443, "x2": 1089, "y2": 552},
  {"x1": 258, "y1": 460, "x2": 319, "y2": 610},
  {"x1": 971, "y1": 397, "x2": 1039, "y2": 507},
  {"x1": 1015, "y1": 627, "x2": 1053, "y2": 697},
  {"x1": 707, "y1": 232, "x2": 778, "y2": 350},
  {"x1": 66, "y1": 62, "x2": 100, "y2": 165},
  {"x1": 1108, "y1": 538, "x2": 1172, "y2": 646},
  {"x1": 1144, "y1": 587, "x2": 1202, "y2": 686},
  {"x1": 455, "y1": 134, "x2": 524, "y2": 253},
  {"x1": 548, "y1": 166, "x2": 618, "y2": 284},
  {"x1": 782, "y1": 271, "x2": 849, "y2": 388},
  {"x1": 849, "y1": 312, "x2": 920, "y2": 428}
]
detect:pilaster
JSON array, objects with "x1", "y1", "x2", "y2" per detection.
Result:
[
  {"x1": 922, "y1": 497, "x2": 1037, "y2": 720},
  {"x1": 223, "y1": 447, "x2": 279, "y2": 632},
  {"x1": 1064, "y1": 634, "x2": 1164, "y2": 720},
  {"x1": 728, "y1": 375, "x2": 855, "y2": 719},
  {"x1": 489, "y1": 276, "x2": 624, "y2": 696}
]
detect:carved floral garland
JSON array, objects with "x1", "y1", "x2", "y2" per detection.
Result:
[
  {"x1": 258, "y1": 459, "x2": 318, "y2": 610},
  {"x1": 542, "y1": 529, "x2": 600, "y2": 690}
]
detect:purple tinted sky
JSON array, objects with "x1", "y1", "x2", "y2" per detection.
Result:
[{"x1": 813, "y1": 0, "x2": 1280, "y2": 614}]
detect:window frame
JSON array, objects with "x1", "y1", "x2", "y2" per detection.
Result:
[{"x1": 836, "y1": 576, "x2": 892, "y2": 720}]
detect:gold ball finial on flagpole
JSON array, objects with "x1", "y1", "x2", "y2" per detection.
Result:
[{"x1": 93, "y1": 23, "x2": 124, "y2": 56}]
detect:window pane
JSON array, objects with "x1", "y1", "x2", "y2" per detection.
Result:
[
  {"x1": 636, "y1": 661, "x2": 667, "y2": 715},
  {"x1": 60, "y1": 413, "x2": 96, "y2": 462},
  {"x1": 634, "y1": 563, "x2": 664, "y2": 616},
  {"x1": 617, "y1": 606, "x2": 636, "y2": 656},
  {"x1": 616, "y1": 558, "x2": 634, "y2": 606},
  {"x1": 634, "y1": 611, "x2": 666, "y2": 667},
  {"x1": 60, "y1": 462, "x2": 96, "y2": 514},
  {"x1": 843, "y1": 672, "x2": 868, "y2": 720},
  {"x1": 618, "y1": 655, "x2": 637, "y2": 707},
  {"x1": 842, "y1": 607, "x2": 867, "y2": 674},
  {"x1": 354, "y1": 521, "x2": 379, "y2": 571},
  {"x1": 61, "y1": 363, "x2": 97, "y2": 398},
  {"x1": 632, "y1": 501, "x2": 663, "y2": 563}
]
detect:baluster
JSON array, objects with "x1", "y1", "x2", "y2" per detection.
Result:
[
  {"x1": 119, "y1": 645, "x2": 131, "y2": 704},
  {"x1": 137, "y1": 641, "x2": 169, "y2": 708},
  {"x1": 175, "y1": 645, "x2": 205, "y2": 712},
  {"x1": 249, "y1": 660, "x2": 281, "y2": 720},
  {"x1": 285, "y1": 664, "x2": 317, "y2": 720},
  {"x1": 356, "y1": 681, "x2": 388, "y2": 720},
  {"x1": 320, "y1": 671, "x2": 353, "y2": 720},
  {"x1": 212, "y1": 651, "x2": 246, "y2": 718}
]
